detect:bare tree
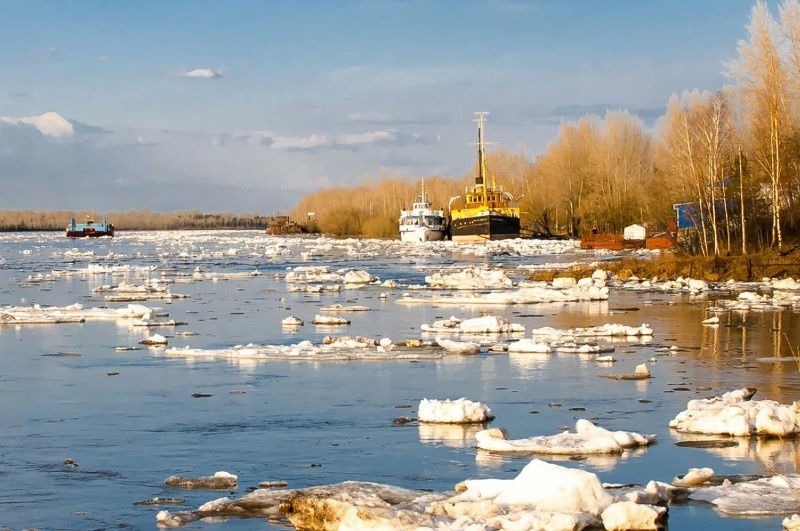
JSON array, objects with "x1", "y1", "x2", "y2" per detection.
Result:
[{"x1": 728, "y1": 0, "x2": 789, "y2": 251}]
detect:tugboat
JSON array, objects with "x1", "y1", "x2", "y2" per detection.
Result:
[
  {"x1": 448, "y1": 112, "x2": 520, "y2": 242},
  {"x1": 398, "y1": 180, "x2": 448, "y2": 242},
  {"x1": 66, "y1": 216, "x2": 114, "y2": 238}
]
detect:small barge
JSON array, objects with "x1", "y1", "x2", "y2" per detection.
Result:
[{"x1": 66, "y1": 217, "x2": 114, "y2": 238}]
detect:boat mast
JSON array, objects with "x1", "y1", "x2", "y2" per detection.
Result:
[{"x1": 475, "y1": 111, "x2": 489, "y2": 206}]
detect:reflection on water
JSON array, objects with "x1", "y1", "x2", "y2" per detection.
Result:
[
  {"x1": 670, "y1": 431, "x2": 800, "y2": 474},
  {"x1": 475, "y1": 447, "x2": 650, "y2": 473},
  {"x1": 418, "y1": 422, "x2": 486, "y2": 448},
  {"x1": 508, "y1": 352, "x2": 550, "y2": 377}
]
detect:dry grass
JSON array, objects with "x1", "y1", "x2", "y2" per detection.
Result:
[{"x1": 529, "y1": 248, "x2": 800, "y2": 282}]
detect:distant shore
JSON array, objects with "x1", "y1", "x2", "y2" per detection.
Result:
[{"x1": 0, "y1": 210, "x2": 293, "y2": 232}]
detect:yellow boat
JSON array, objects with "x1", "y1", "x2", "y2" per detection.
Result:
[{"x1": 448, "y1": 111, "x2": 520, "y2": 242}]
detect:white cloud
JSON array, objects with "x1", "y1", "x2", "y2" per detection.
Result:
[
  {"x1": 181, "y1": 68, "x2": 222, "y2": 79},
  {"x1": 338, "y1": 130, "x2": 395, "y2": 145},
  {"x1": 270, "y1": 134, "x2": 328, "y2": 150},
  {"x1": 0, "y1": 111, "x2": 74, "y2": 138}
]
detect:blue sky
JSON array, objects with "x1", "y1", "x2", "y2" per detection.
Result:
[{"x1": 0, "y1": 0, "x2": 764, "y2": 213}]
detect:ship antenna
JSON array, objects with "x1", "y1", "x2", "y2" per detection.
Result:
[
  {"x1": 421, "y1": 178, "x2": 425, "y2": 202},
  {"x1": 474, "y1": 111, "x2": 491, "y2": 206}
]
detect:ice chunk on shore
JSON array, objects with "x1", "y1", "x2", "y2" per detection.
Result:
[
  {"x1": 418, "y1": 398, "x2": 493, "y2": 423},
  {"x1": 475, "y1": 419, "x2": 656, "y2": 454},
  {"x1": 785, "y1": 514, "x2": 800, "y2": 530},
  {"x1": 669, "y1": 387, "x2": 800, "y2": 436}
]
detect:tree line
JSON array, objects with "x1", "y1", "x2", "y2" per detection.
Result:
[
  {"x1": 293, "y1": 0, "x2": 800, "y2": 255},
  {"x1": 0, "y1": 209, "x2": 274, "y2": 231}
]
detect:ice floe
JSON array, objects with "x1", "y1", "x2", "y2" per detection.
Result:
[
  {"x1": 530, "y1": 323, "x2": 653, "y2": 339},
  {"x1": 475, "y1": 420, "x2": 656, "y2": 455},
  {"x1": 311, "y1": 315, "x2": 350, "y2": 325},
  {"x1": 672, "y1": 467, "x2": 714, "y2": 487},
  {"x1": 155, "y1": 458, "x2": 671, "y2": 530},
  {"x1": 281, "y1": 316, "x2": 304, "y2": 327},
  {"x1": 418, "y1": 398, "x2": 493, "y2": 423},
  {"x1": 0, "y1": 302, "x2": 167, "y2": 324},
  {"x1": 284, "y1": 266, "x2": 376, "y2": 285},
  {"x1": 398, "y1": 284, "x2": 609, "y2": 306},
  {"x1": 507, "y1": 339, "x2": 552, "y2": 353},
  {"x1": 599, "y1": 363, "x2": 651, "y2": 381},
  {"x1": 669, "y1": 387, "x2": 800, "y2": 436},
  {"x1": 421, "y1": 315, "x2": 524, "y2": 334},
  {"x1": 425, "y1": 267, "x2": 514, "y2": 289},
  {"x1": 164, "y1": 339, "x2": 447, "y2": 362},
  {"x1": 141, "y1": 333, "x2": 168, "y2": 346},
  {"x1": 164, "y1": 471, "x2": 237, "y2": 490},
  {"x1": 435, "y1": 337, "x2": 481, "y2": 354},
  {"x1": 691, "y1": 474, "x2": 800, "y2": 516},
  {"x1": 319, "y1": 303, "x2": 370, "y2": 312}
]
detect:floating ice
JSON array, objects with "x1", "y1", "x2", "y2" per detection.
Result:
[
  {"x1": 421, "y1": 315, "x2": 525, "y2": 334},
  {"x1": 669, "y1": 387, "x2": 800, "y2": 436},
  {"x1": 475, "y1": 420, "x2": 656, "y2": 454},
  {"x1": 435, "y1": 337, "x2": 481, "y2": 354},
  {"x1": 425, "y1": 267, "x2": 514, "y2": 289},
  {"x1": 701, "y1": 316, "x2": 720, "y2": 325},
  {"x1": 281, "y1": 316, "x2": 304, "y2": 326},
  {"x1": 672, "y1": 467, "x2": 714, "y2": 487},
  {"x1": 601, "y1": 501, "x2": 666, "y2": 531},
  {"x1": 418, "y1": 398, "x2": 493, "y2": 423},
  {"x1": 399, "y1": 284, "x2": 609, "y2": 306},
  {"x1": 507, "y1": 339, "x2": 552, "y2": 353},
  {"x1": 155, "y1": 458, "x2": 670, "y2": 530},
  {"x1": 319, "y1": 304, "x2": 370, "y2": 312},
  {"x1": 165, "y1": 339, "x2": 446, "y2": 362},
  {"x1": 311, "y1": 315, "x2": 350, "y2": 325},
  {"x1": 164, "y1": 471, "x2": 238, "y2": 490},
  {"x1": 141, "y1": 333, "x2": 168, "y2": 346},
  {"x1": 600, "y1": 363, "x2": 651, "y2": 381},
  {"x1": 691, "y1": 474, "x2": 800, "y2": 516},
  {"x1": 343, "y1": 269, "x2": 375, "y2": 284},
  {"x1": 530, "y1": 323, "x2": 653, "y2": 339},
  {"x1": 0, "y1": 303, "x2": 167, "y2": 323}
]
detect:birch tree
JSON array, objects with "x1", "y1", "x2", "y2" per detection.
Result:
[{"x1": 728, "y1": 0, "x2": 789, "y2": 251}]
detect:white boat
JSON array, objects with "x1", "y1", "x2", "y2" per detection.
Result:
[{"x1": 399, "y1": 181, "x2": 448, "y2": 242}]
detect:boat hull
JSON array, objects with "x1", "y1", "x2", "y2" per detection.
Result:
[
  {"x1": 450, "y1": 214, "x2": 520, "y2": 243},
  {"x1": 66, "y1": 229, "x2": 114, "y2": 238},
  {"x1": 399, "y1": 226, "x2": 447, "y2": 243}
]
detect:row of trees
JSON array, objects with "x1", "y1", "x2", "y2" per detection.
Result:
[
  {"x1": 293, "y1": 0, "x2": 800, "y2": 255},
  {"x1": 0, "y1": 209, "x2": 274, "y2": 231}
]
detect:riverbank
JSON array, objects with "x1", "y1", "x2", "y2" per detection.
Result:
[{"x1": 535, "y1": 248, "x2": 800, "y2": 282}]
